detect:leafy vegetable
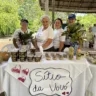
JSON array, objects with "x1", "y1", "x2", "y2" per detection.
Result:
[
  {"x1": 62, "y1": 23, "x2": 85, "y2": 46},
  {"x1": 19, "y1": 31, "x2": 33, "y2": 45}
]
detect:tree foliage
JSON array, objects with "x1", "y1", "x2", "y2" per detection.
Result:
[
  {"x1": 77, "y1": 14, "x2": 96, "y2": 30},
  {"x1": 18, "y1": 0, "x2": 45, "y2": 32},
  {"x1": 0, "y1": 0, "x2": 96, "y2": 37},
  {"x1": 0, "y1": 0, "x2": 20, "y2": 37}
]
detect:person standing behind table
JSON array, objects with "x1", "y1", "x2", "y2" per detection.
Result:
[
  {"x1": 35, "y1": 15, "x2": 54, "y2": 52},
  {"x1": 86, "y1": 27, "x2": 94, "y2": 48},
  {"x1": 53, "y1": 18, "x2": 65, "y2": 52},
  {"x1": 64, "y1": 14, "x2": 76, "y2": 49},
  {"x1": 92, "y1": 24, "x2": 96, "y2": 50},
  {"x1": 13, "y1": 19, "x2": 31, "y2": 48},
  {"x1": 92, "y1": 24, "x2": 96, "y2": 35}
]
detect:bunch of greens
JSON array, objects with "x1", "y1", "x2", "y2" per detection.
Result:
[
  {"x1": 19, "y1": 31, "x2": 33, "y2": 45},
  {"x1": 62, "y1": 23, "x2": 85, "y2": 45}
]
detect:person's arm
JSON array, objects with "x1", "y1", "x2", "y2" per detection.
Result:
[
  {"x1": 59, "y1": 41, "x2": 64, "y2": 52},
  {"x1": 13, "y1": 38, "x2": 19, "y2": 48},
  {"x1": 59, "y1": 31, "x2": 65, "y2": 51},
  {"x1": 42, "y1": 38, "x2": 53, "y2": 49}
]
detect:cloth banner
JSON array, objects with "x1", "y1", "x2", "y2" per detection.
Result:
[{"x1": 5, "y1": 59, "x2": 91, "y2": 96}]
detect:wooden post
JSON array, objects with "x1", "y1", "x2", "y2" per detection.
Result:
[
  {"x1": 52, "y1": 0, "x2": 55, "y2": 29},
  {"x1": 45, "y1": 0, "x2": 49, "y2": 15}
]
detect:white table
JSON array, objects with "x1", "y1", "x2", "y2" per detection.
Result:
[
  {"x1": 86, "y1": 63, "x2": 96, "y2": 96},
  {"x1": 3, "y1": 58, "x2": 92, "y2": 96},
  {"x1": 0, "y1": 62, "x2": 8, "y2": 93}
]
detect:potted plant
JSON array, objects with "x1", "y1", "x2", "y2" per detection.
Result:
[{"x1": 18, "y1": 31, "x2": 34, "y2": 50}]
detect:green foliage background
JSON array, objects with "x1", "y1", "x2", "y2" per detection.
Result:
[
  {"x1": 0, "y1": 0, "x2": 20, "y2": 36},
  {"x1": 0, "y1": 0, "x2": 96, "y2": 37}
]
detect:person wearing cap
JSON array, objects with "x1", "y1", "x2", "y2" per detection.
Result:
[
  {"x1": 64, "y1": 14, "x2": 76, "y2": 49},
  {"x1": 13, "y1": 19, "x2": 31, "y2": 48},
  {"x1": 68, "y1": 14, "x2": 76, "y2": 25}
]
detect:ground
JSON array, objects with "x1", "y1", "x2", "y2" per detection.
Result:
[
  {"x1": 0, "y1": 37, "x2": 12, "y2": 50},
  {"x1": 0, "y1": 37, "x2": 94, "y2": 51}
]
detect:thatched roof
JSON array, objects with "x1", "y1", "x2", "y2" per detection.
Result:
[{"x1": 39, "y1": 0, "x2": 96, "y2": 13}]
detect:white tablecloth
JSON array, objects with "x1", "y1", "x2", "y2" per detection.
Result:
[
  {"x1": 86, "y1": 63, "x2": 96, "y2": 96},
  {"x1": 0, "y1": 62, "x2": 8, "y2": 93},
  {"x1": 3, "y1": 58, "x2": 92, "y2": 96}
]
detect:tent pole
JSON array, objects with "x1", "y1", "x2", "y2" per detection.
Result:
[
  {"x1": 45, "y1": 0, "x2": 49, "y2": 15},
  {"x1": 52, "y1": 0, "x2": 55, "y2": 29}
]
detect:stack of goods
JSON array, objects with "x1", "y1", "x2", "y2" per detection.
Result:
[
  {"x1": 35, "y1": 53, "x2": 42, "y2": 62},
  {"x1": 45, "y1": 53, "x2": 51, "y2": 60},
  {"x1": 68, "y1": 47, "x2": 74, "y2": 60},
  {"x1": 45, "y1": 53, "x2": 67, "y2": 60},
  {"x1": 27, "y1": 52, "x2": 42, "y2": 62},
  {"x1": 30, "y1": 48, "x2": 35, "y2": 55},
  {"x1": 86, "y1": 51, "x2": 96, "y2": 64},
  {"x1": 27, "y1": 53, "x2": 33, "y2": 62},
  {"x1": 51, "y1": 53, "x2": 57, "y2": 60},
  {"x1": 10, "y1": 48, "x2": 42, "y2": 62},
  {"x1": 11, "y1": 49, "x2": 19, "y2": 62},
  {"x1": 56, "y1": 54, "x2": 64, "y2": 60},
  {"x1": 19, "y1": 49, "x2": 27, "y2": 62}
]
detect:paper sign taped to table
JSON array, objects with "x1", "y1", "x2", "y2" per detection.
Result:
[{"x1": 29, "y1": 68, "x2": 72, "y2": 96}]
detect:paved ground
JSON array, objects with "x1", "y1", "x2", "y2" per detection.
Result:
[
  {"x1": 0, "y1": 37, "x2": 95, "y2": 51},
  {"x1": 0, "y1": 37, "x2": 12, "y2": 50}
]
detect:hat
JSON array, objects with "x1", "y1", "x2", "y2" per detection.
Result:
[
  {"x1": 21, "y1": 19, "x2": 28, "y2": 24},
  {"x1": 68, "y1": 14, "x2": 76, "y2": 19}
]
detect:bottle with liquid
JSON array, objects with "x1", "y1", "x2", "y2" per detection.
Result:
[
  {"x1": 69, "y1": 47, "x2": 74, "y2": 60},
  {"x1": 76, "y1": 48, "x2": 81, "y2": 60}
]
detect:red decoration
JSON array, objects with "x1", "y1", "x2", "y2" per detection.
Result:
[
  {"x1": 11, "y1": 65, "x2": 21, "y2": 73},
  {"x1": 18, "y1": 76, "x2": 26, "y2": 82},
  {"x1": 22, "y1": 68, "x2": 29, "y2": 75}
]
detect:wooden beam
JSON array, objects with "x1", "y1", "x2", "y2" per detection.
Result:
[
  {"x1": 41, "y1": 7, "x2": 96, "y2": 13},
  {"x1": 39, "y1": 0, "x2": 96, "y2": 13},
  {"x1": 67, "y1": 0, "x2": 72, "y2": 8},
  {"x1": 88, "y1": 0, "x2": 95, "y2": 9}
]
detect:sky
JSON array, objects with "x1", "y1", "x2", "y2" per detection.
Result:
[{"x1": 76, "y1": 13, "x2": 86, "y2": 16}]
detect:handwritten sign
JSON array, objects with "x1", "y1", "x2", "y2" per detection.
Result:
[{"x1": 29, "y1": 68, "x2": 72, "y2": 96}]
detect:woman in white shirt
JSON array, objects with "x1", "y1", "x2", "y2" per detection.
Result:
[
  {"x1": 53, "y1": 18, "x2": 65, "y2": 52},
  {"x1": 35, "y1": 15, "x2": 54, "y2": 51}
]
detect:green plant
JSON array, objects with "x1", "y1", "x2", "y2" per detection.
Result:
[
  {"x1": 62, "y1": 23, "x2": 85, "y2": 46},
  {"x1": 19, "y1": 31, "x2": 33, "y2": 45}
]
